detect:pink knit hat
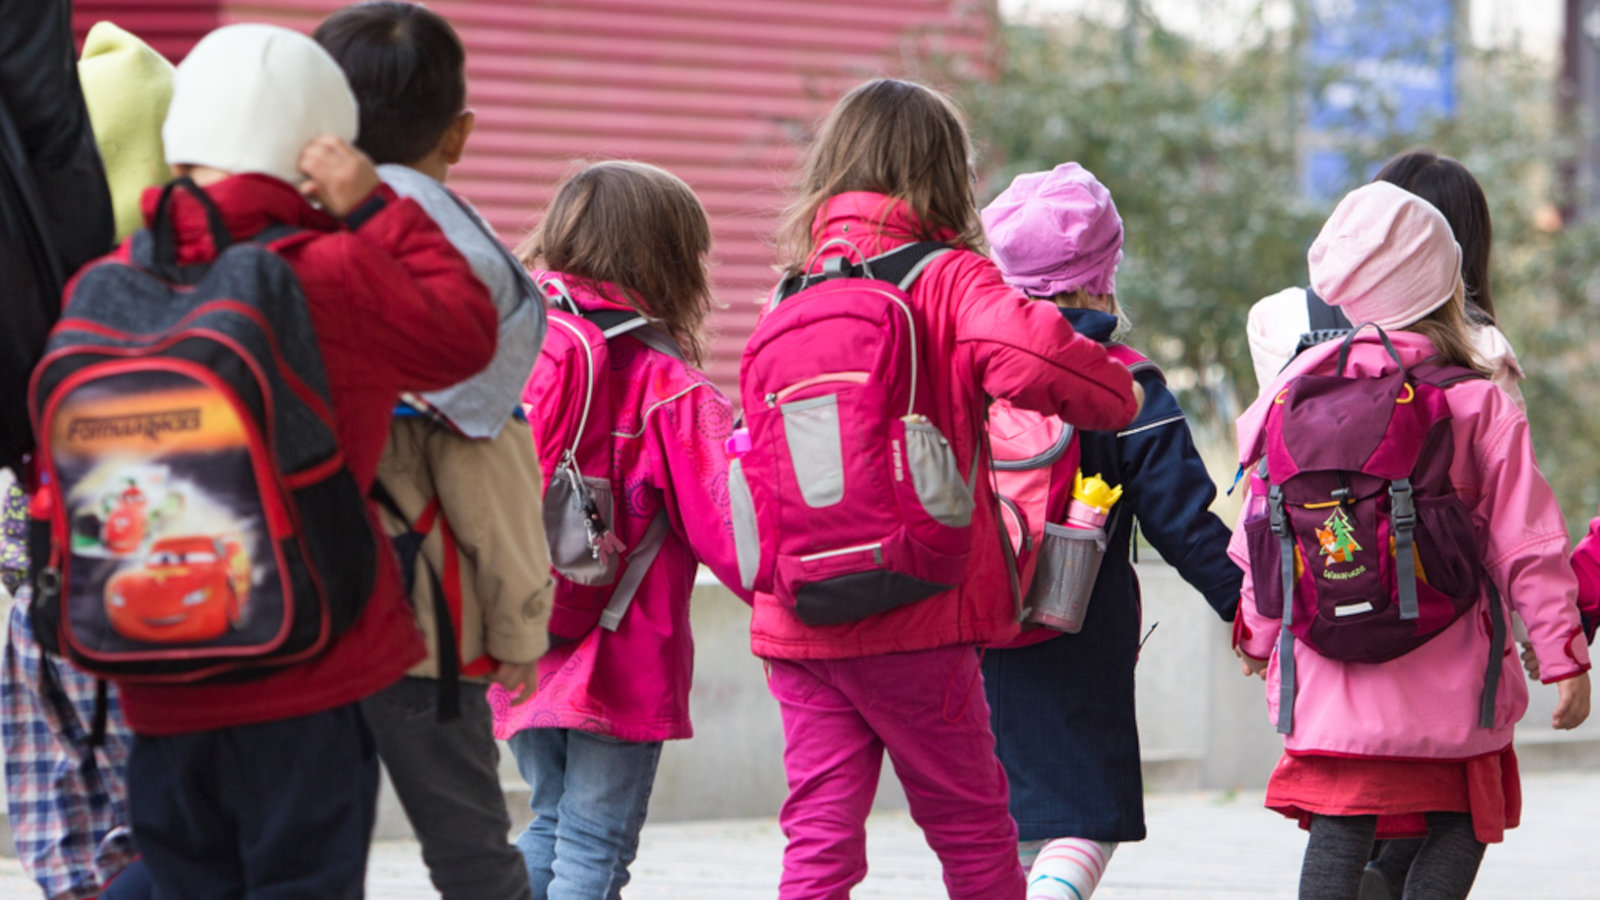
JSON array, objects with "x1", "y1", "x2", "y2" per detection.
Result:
[
  {"x1": 1308, "y1": 181, "x2": 1462, "y2": 330},
  {"x1": 981, "y1": 162, "x2": 1123, "y2": 296}
]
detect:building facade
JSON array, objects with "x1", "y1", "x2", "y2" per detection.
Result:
[{"x1": 73, "y1": 0, "x2": 994, "y2": 395}]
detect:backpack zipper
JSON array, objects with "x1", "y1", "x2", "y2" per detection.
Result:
[
  {"x1": 798, "y1": 542, "x2": 884, "y2": 563},
  {"x1": 765, "y1": 371, "x2": 870, "y2": 407}
]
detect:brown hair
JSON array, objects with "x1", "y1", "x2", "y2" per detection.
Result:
[
  {"x1": 518, "y1": 161, "x2": 714, "y2": 364},
  {"x1": 1045, "y1": 288, "x2": 1132, "y2": 338},
  {"x1": 1402, "y1": 284, "x2": 1488, "y2": 375},
  {"x1": 777, "y1": 79, "x2": 985, "y2": 275}
]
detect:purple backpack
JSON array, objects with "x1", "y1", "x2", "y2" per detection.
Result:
[{"x1": 1244, "y1": 327, "x2": 1504, "y2": 734}]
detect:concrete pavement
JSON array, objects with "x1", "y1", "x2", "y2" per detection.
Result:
[{"x1": 10, "y1": 768, "x2": 1592, "y2": 898}]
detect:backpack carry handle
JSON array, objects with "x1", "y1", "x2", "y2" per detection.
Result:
[
  {"x1": 1334, "y1": 322, "x2": 1403, "y2": 374},
  {"x1": 808, "y1": 237, "x2": 874, "y2": 282},
  {"x1": 148, "y1": 176, "x2": 235, "y2": 283},
  {"x1": 538, "y1": 276, "x2": 583, "y2": 316}
]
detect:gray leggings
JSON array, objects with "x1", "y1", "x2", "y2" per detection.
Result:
[{"x1": 1298, "y1": 813, "x2": 1485, "y2": 900}]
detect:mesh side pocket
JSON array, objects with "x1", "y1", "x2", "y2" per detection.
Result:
[
  {"x1": 904, "y1": 421, "x2": 973, "y2": 527},
  {"x1": 728, "y1": 458, "x2": 760, "y2": 590},
  {"x1": 1022, "y1": 523, "x2": 1106, "y2": 633},
  {"x1": 781, "y1": 395, "x2": 844, "y2": 508}
]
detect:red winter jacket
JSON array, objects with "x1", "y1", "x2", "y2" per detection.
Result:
[
  {"x1": 109, "y1": 174, "x2": 497, "y2": 735},
  {"x1": 748, "y1": 192, "x2": 1138, "y2": 659}
]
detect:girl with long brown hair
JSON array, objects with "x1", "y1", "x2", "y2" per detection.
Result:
[
  {"x1": 493, "y1": 160, "x2": 746, "y2": 900},
  {"x1": 748, "y1": 78, "x2": 1140, "y2": 899}
]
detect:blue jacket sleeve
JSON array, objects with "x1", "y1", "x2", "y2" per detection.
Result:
[{"x1": 1117, "y1": 372, "x2": 1241, "y2": 621}]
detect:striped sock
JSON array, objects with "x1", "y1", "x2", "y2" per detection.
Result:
[{"x1": 1025, "y1": 838, "x2": 1116, "y2": 900}]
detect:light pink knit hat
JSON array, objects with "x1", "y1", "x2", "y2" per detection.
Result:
[
  {"x1": 1308, "y1": 181, "x2": 1462, "y2": 330},
  {"x1": 981, "y1": 162, "x2": 1123, "y2": 296}
]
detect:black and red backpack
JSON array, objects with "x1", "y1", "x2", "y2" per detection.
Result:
[{"x1": 27, "y1": 178, "x2": 375, "y2": 683}]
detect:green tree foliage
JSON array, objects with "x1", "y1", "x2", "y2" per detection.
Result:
[
  {"x1": 944, "y1": 6, "x2": 1600, "y2": 535},
  {"x1": 954, "y1": 10, "x2": 1326, "y2": 424}
]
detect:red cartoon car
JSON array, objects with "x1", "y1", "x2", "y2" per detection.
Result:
[{"x1": 104, "y1": 536, "x2": 251, "y2": 643}]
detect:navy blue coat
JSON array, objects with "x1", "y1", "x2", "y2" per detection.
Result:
[{"x1": 983, "y1": 307, "x2": 1240, "y2": 843}]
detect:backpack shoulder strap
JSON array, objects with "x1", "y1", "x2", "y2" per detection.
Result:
[
  {"x1": 1305, "y1": 286, "x2": 1351, "y2": 332},
  {"x1": 597, "y1": 511, "x2": 672, "y2": 631},
  {"x1": 868, "y1": 241, "x2": 952, "y2": 291},
  {"x1": 773, "y1": 241, "x2": 951, "y2": 304},
  {"x1": 583, "y1": 307, "x2": 684, "y2": 361},
  {"x1": 1106, "y1": 343, "x2": 1165, "y2": 383},
  {"x1": 1292, "y1": 287, "x2": 1354, "y2": 359},
  {"x1": 1410, "y1": 358, "x2": 1487, "y2": 389},
  {"x1": 369, "y1": 478, "x2": 462, "y2": 720}
]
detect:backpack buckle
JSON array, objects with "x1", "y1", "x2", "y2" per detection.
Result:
[
  {"x1": 1267, "y1": 484, "x2": 1287, "y2": 536},
  {"x1": 1389, "y1": 479, "x2": 1416, "y2": 531}
]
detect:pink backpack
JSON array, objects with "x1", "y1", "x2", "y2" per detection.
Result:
[
  {"x1": 733, "y1": 242, "x2": 975, "y2": 625},
  {"x1": 990, "y1": 343, "x2": 1156, "y2": 641},
  {"x1": 524, "y1": 278, "x2": 680, "y2": 643},
  {"x1": 991, "y1": 344, "x2": 1154, "y2": 583}
]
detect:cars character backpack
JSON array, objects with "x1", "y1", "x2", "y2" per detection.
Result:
[
  {"x1": 524, "y1": 277, "x2": 682, "y2": 644},
  {"x1": 1242, "y1": 325, "x2": 1503, "y2": 734},
  {"x1": 26, "y1": 178, "x2": 376, "y2": 683},
  {"x1": 733, "y1": 241, "x2": 978, "y2": 626}
]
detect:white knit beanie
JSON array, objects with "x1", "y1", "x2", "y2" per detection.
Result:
[{"x1": 163, "y1": 24, "x2": 358, "y2": 185}]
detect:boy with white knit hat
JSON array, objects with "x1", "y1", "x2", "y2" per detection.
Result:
[{"x1": 102, "y1": 23, "x2": 498, "y2": 898}]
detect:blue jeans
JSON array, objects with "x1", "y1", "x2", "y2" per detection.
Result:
[{"x1": 507, "y1": 728, "x2": 663, "y2": 900}]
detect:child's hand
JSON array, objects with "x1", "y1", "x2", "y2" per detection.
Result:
[
  {"x1": 1522, "y1": 644, "x2": 1541, "y2": 681},
  {"x1": 298, "y1": 136, "x2": 380, "y2": 219},
  {"x1": 1553, "y1": 672, "x2": 1591, "y2": 730},
  {"x1": 1235, "y1": 646, "x2": 1268, "y2": 680},
  {"x1": 492, "y1": 659, "x2": 540, "y2": 706}
]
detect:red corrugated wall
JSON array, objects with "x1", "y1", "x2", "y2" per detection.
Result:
[{"x1": 73, "y1": 0, "x2": 994, "y2": 399}]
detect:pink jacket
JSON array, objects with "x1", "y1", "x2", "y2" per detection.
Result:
[
  {"x1": 1231, "y1": 332, "x2": 1590, "y2": 760},
  {"x1": 1573, "y1": 523, "x2": 1600, "y2": 637},
  {"x1": 491, "y1": 278, "x2": 745, "y2": 742},
  {"x1": 748, "y1": 192, "x2": 1139, "y2": 660}
]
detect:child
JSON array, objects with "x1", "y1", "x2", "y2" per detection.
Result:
[
  {"x1": 315, "y1": 6, "x2": 550, "y2": 899},
  {"x1": 105, "y1": 24, "x2": 497, "y2": 897},
  {"x1": 753, "y1": 79, "x2": 1139, "y2": 900},
  {"x1": 977, "y1": 162, "x2": 1241, "y2": 900},
  {"x1": 1, "y1": 24, "x2": 174, "y2": 899},
  {"x1": 491, "y1": 160, "x2": 746, "y2": 900},
  {"x1": 1247, "y1": 149, "x2": 1523, "y2": 406},
  {"x1": 1233, "y1": 181, "x2": 1590, "y2": 900}
]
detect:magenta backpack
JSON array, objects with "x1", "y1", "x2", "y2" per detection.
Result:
[
  {"x1": 1243, "y1": 326, "x2": 1503, "y2": 734},
  {"x1": 524, "y1": 278, "x2": 681, "y2": 643},
  {"x1": 733, "y1": 241, "x2": 976, "y2": 625}
]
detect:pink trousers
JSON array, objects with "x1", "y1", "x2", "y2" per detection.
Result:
[{"x1": 767, "y1": 645, "x2": 1025, "y2": 900}]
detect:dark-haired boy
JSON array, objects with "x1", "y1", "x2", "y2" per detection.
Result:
[{"x1": 315, "y1": 5, "x2": 551, "y2": 900}]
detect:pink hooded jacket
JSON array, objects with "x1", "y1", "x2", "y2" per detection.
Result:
[
  {"x1": 1231, "y1": 332, "x2": 1590, "y2": 760},
  {"x1": 748, "y1": 192, "x2": 1139, "y2": 660},
  {"x1": 491, "y1": 278, "x2": 746, "y2": 743}
]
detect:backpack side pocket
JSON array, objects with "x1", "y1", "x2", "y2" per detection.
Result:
[
  {"x1": 1244, "y1": 510, "x2": 1284, "y2": 619},
  {"x1": 903, "y1": 420, "x2": 974, "y2": 528}
]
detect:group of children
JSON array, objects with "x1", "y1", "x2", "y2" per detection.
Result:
[{"x1": 2, "y1": 4, "x2": 1599, "y2": 900}]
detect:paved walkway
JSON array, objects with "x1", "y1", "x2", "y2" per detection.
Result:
[{"x1": 6, "y1": 769, "x2": 1597, "y2": 898}]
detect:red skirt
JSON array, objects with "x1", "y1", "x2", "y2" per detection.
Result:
[{"x1": 1264, "y1": 746, "x2": 1521, "y2": 844}]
